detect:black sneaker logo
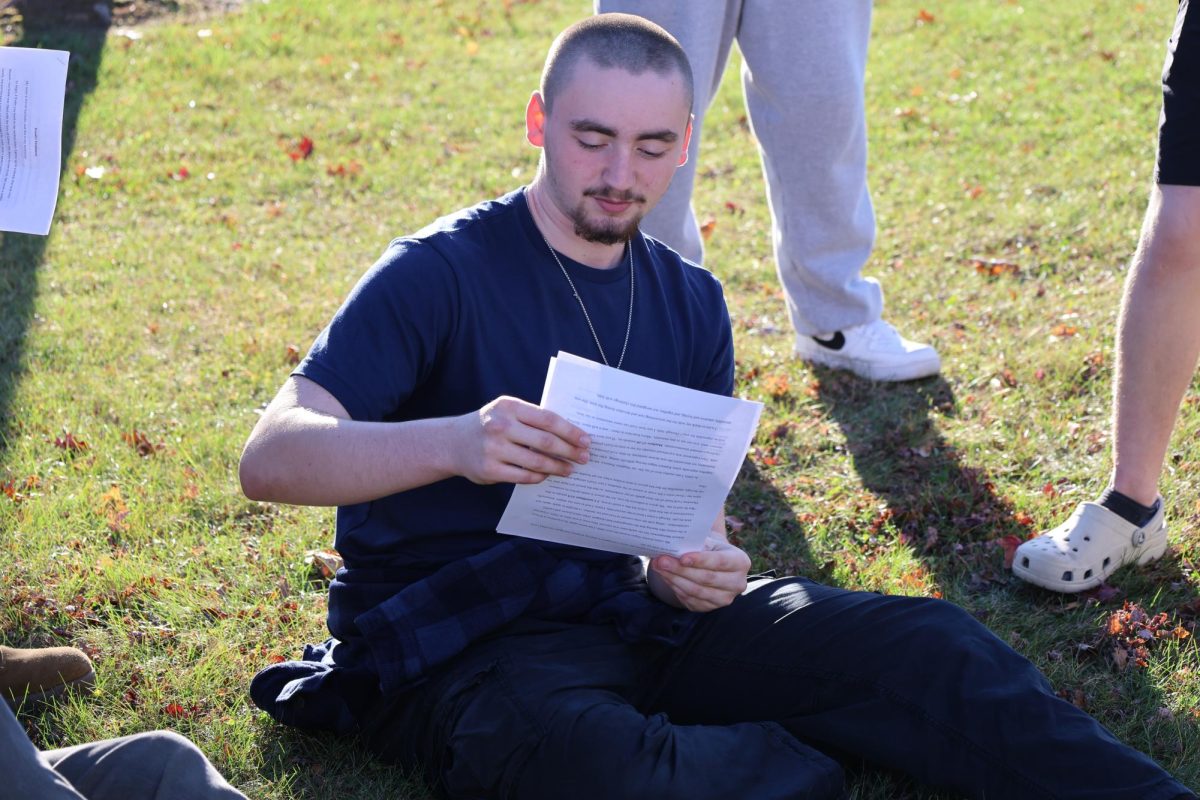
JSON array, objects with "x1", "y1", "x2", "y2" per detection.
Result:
[{"x1": 812, "y1": 332, "x2": 845, "y2": 351}]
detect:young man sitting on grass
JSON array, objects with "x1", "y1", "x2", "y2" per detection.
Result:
[{"x1": 240, "y1": 13, "x2": 1195, "y2": 800}]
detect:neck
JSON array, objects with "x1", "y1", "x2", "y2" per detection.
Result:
[{"x1": 525, "y1": 179, "x2": 628, "y2": 270}]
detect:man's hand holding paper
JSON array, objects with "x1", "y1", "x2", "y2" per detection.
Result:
[{"x1": 497, "y1": 352, "x2": 763, "y2": 557}]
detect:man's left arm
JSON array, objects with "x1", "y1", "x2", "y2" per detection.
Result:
[{"x1": 647, "y1": 508, "x2": 751, "y2": 611}]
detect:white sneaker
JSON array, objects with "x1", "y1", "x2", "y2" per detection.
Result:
[{"x1": 794, "y1": 320, "x2": 941, "y2": 382}]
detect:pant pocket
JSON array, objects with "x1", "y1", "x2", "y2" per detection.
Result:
[{"x1": 431, "y1": 656, "x2": 542, "y2": 800}]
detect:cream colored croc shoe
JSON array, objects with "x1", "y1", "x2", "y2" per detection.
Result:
[{"x1": 1012, "y1": 500, "x2": 1168, "y2": 593}]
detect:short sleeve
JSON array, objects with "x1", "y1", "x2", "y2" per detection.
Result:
[{"x1": 295, "y1": 240, "x2": 460, "y2": 422}]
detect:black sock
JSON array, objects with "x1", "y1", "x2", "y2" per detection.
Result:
[{"x1": 1098, "y1": 487, "x2": 1159, "y2": 527}]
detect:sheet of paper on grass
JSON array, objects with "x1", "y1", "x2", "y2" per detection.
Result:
[
  {"x1": 0, "y1": 47, "x2": 69, "y2": 235},
  {"x1": 498, "y1": 351, "x2": 763, "y2": 556}
]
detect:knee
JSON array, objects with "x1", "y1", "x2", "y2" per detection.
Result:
[
  {"x1": 1143, "y1": 185, "x2": 1200, "y2": 268},
  {"x1": 895, "y1": 598, "x2": 1004, "y2": 652},
  {"x1": 113, "y1": 730, "x2": 212, "y2": 776}
]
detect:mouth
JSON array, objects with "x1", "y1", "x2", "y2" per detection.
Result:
[{"x1": 592, "y1": 196, "x2": 635, "y2": 215}]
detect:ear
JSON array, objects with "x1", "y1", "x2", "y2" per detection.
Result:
[
  {"x1": 526, "y1": 91, "x2": 547, "y2": 148},
  {"x1": 677, "y1": 114, "x2": 694, "y2": 167}
]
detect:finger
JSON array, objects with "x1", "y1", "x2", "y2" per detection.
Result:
[
  {"x1": 679, "y1": 548, "x2": 750, "y2": 575},
  {"x1": 495, "y1": 440, "x2": 576, "y2": 478},
  {"x1": 514, "y1": 405, "x2": 591, "y2": 453},
  {"x1": 468, "y1": 461, "x2": 552, "y2": 486},
  {"x1": 656, "y1": 571, "x2": 733, "y2": 612}
]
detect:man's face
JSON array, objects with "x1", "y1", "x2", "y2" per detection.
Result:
[{"x1": 529, "y1": 60, "x2": 692, "y2": 245}]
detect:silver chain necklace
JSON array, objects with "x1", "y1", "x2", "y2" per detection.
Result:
[{"x1": 539, "y1": 232, "x2": 634, "y2": 370}]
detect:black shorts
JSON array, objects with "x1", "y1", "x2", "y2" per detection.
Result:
[{"x1": 1158, "y1": 0, "x2": 1200, "y2": 185}]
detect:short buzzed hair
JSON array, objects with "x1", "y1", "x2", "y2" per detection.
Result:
[{"x1": 540, "y1": 13, "x2": 694, "y2": 116}]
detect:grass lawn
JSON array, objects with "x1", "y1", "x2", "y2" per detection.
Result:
[{"x1": 2, "y1": 0, "x2": 1197, "y2": 797}]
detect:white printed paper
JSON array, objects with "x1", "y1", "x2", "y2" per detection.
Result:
[
  {"x1": 0, "y1": 47, "x2": 69, "y2": 236},
  {"x1": 497, "y1": 352, "x2": 763, "y2": 556}
]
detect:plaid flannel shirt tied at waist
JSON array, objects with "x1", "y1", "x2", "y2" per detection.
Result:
[{"x1": 349, "y1": 537, "x2": 697, "y2": 693}]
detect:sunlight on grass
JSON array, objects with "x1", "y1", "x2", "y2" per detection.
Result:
[{"x1": 1, "y1": 1, "x2": 1196, "y2": 797}]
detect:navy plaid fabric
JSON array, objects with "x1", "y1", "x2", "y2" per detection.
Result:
[
  {"x1": 354, "y1": 539, "x2": 695, "y2": 693},
  {"x1": 250, "y1": 539, "x2": 696, "y2": 729}
]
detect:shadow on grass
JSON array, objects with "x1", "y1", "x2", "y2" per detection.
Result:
[
  {"x1": 809, "y1": 366, "x2": 1029, "y2": 597},
  {"x1": 811, "y1": 366, "x2": 1200, "y2": 790},
  {"x1": 255, "y1": 724, "x2": 434, "y2": 800},
  {"x1": 0, "y1": 2, "x2": 108, "y2": 456},
  {"x1": 727, "y1": 458, "x2": 829, "y2": 583}
]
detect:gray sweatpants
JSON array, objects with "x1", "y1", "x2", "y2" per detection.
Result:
[
  {"x1": 2, "y1": 703, "x2": 246, "y2": 800},
  {"x1": 596, "y1": 0, "x2": 883, "y2": 336}
]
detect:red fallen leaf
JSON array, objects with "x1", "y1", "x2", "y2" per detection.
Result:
[
  {"x1": 1014, "y1": 511, "x2": 1035, "y2": 527},
  {"x1": 164, "y1": 702, "x2": 189, "y2": 718},
  {"x1": 326, "y1": 161, "x2": 363, "y2": 177},
  {"x1": 288, "y1": 136, "x2": 314, "y2": 161},
  {"x1": 998, "y1": 534, "x2": 1022, "y2": 569},
  {"x1": 122, "y1": 429, "x2": 164, "y2": 457},
  {"x1": 168, "y1": 166, "x2": 190, "y2": 181},
  {"x1": 267, "y1": 653, "x2": 287, "y2": 664},
  {"x1": 1050, "y1": 323, "x2": 1078, "y2": 337},
  {"x1": 1041, "y1": 482, "x2": 1059, "y2": 498},
  {"x1": 1056, "y1": 687, "x2": 1087, "y2": 710},
  {"x1": 762, "y1": 373, "x2": 790, "y2": 399},
  {"x1": 54, "y1": 432, "x2": 90, "y2": 453},
  {"x1": 724, "y1": 201, "x2": 742, "y2": 214},
  {"x1": 1035, "y1": 368, "x2": 1046, "y2": 381},
  {"x1": 767, "y1": 422, "x2": 792, "y2": 441},
  {"x1": 969, "y1": 258, "x2": 1021, "y2": 278},
  {"x1": 916, "y1": 9, "x2": 935, "y2": 24}
]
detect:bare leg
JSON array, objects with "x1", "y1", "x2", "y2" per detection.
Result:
[{"x1": 1111, "y1": 184, "x2": 1200, "y2": 505}]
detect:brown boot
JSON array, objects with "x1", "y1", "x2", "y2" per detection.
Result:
[{"x1": 0, "y1": 645, "x2": 95, "y2": 708}]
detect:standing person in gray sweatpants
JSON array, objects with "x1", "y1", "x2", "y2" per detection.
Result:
[
  {"x1": 595, "y1": 1, "x2": 941, "y2": 381},
  {"x1": 2, "y1": 703, "x2": 247, "y2": 800}
]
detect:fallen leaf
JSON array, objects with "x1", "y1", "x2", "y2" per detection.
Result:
[
  {"x1": 288, "y1": 136, "x2": 314, "y2": 162},
  {"x1": 699, "y1": 218, "x2": 717, "y2": 242},
  {"x1": 122, "y1": 429, "x2": 164, "y2": 457},
  {"x1": 1082, "y1": 582, "x2": 1122, "y2": 604},
  {"x1": 305, "y1": 549, "x2": 344, "y2": 580},
  {"x1": 998, "y1": 534, "x2": 1022, "y2": 569},
  {"x1": 916, "y1": 9, "x2": 936, "y2": 24},
  {"x1": 1050, "y1": 323, "x2": 1078, "y2": 338},
  {"x1": 54, "y1": 432, "x2": 90, "y2": 454}
]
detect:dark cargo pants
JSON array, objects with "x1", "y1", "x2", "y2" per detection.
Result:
[{"x1": 362, "y1": 578, "x2": 1193, "y2": 800}]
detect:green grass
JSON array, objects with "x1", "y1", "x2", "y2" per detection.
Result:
[{"x1": 2, "y1": 0, "x2": 1198, "y2": 797}]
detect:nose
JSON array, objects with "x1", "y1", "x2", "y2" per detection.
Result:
[{"x1": 603, "y1": 147, "x2": 635, "y2": 193}]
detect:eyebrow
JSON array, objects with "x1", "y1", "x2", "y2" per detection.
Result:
[{"x1": 569, "y1": 118, "x2": 679, "y2": 143}]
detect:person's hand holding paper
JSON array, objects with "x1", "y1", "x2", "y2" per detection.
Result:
[{"x1": 497, "y1": 352, "x2": 763, "y2": 557}]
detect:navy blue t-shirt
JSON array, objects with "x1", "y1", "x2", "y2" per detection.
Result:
[{"x1": 298, "y1": 188, "x2": 733, "y2": 567}]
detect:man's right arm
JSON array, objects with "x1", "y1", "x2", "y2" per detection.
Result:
[{"x1": 238, "y1": 375, "x2": 591, "y2": 507}]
